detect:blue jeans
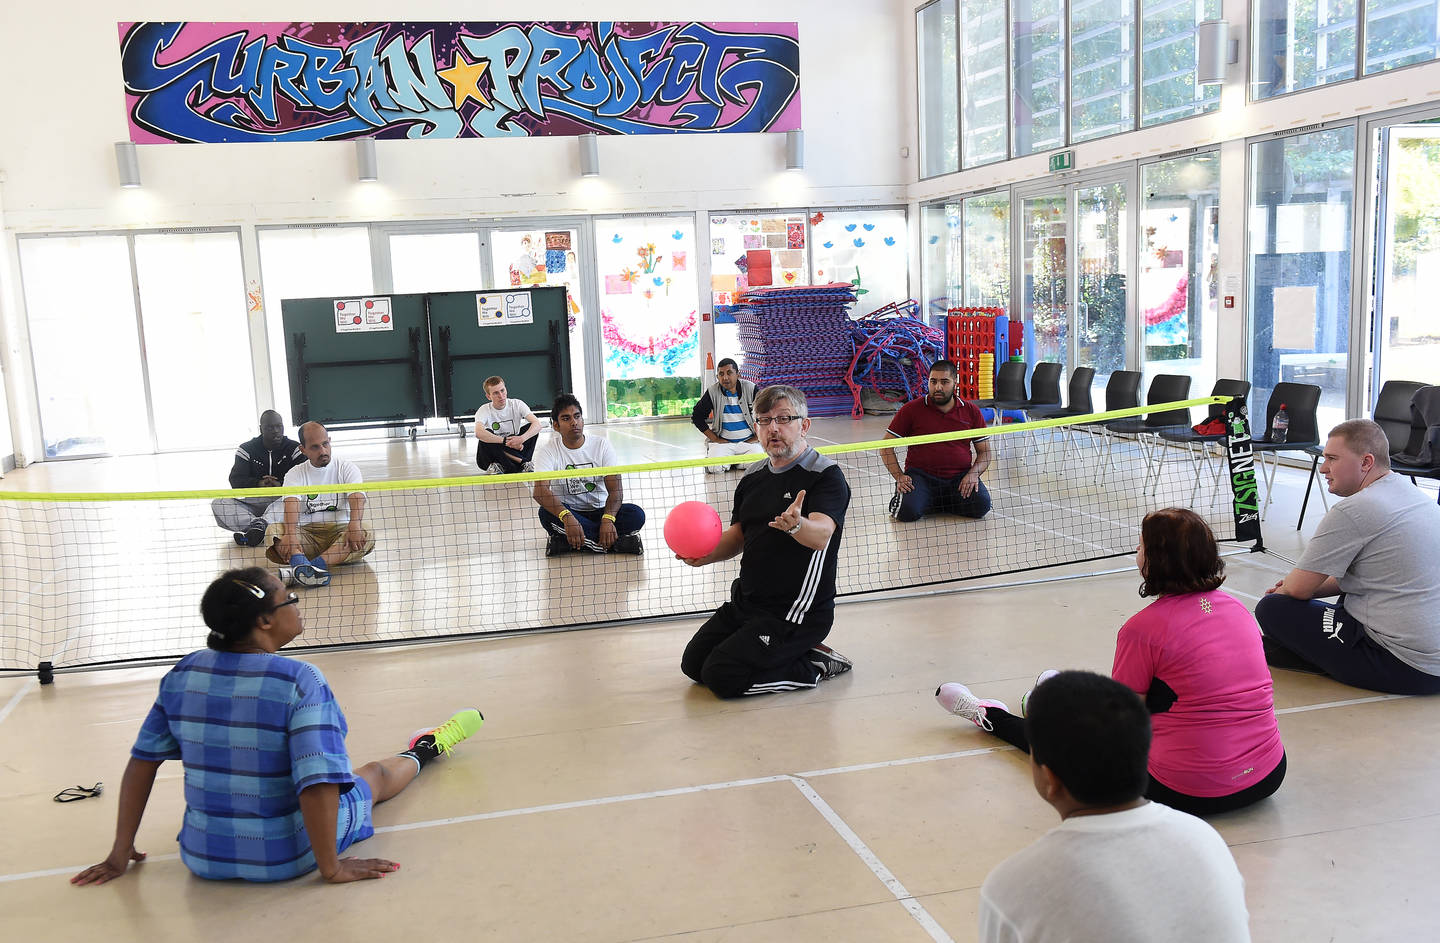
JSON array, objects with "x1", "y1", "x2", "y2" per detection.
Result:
[
  {"x1": 539, "y1": 504, "x2": 646, "y2": 548},
  {"x1": 889, "y1": 469, "x2": 992, "y2": 522}
]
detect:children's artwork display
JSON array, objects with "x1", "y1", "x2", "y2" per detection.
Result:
[
  {"x1": 709, "y1": 213, "x2": 809, "y2": 308},
  {"x1": 1139, "y1": 208, "x2": 1193, "y2": 348},
  {"x1": 488, "y1": 228, "x2": 587, "y2": 399},
  {"x1": 596, "y1": 218, "x2": 701, "y2": 417}
]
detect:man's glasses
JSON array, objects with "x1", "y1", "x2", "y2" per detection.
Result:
[{"x1": 755, "y1": 415, "x2": 804, "y2": 427}]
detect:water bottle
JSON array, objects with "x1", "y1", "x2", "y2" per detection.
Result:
[{"x1": 1271, "y1": 404, "x2": 1289, "y2": 443}]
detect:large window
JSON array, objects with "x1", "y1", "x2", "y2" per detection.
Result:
[
  {"x1": 1012, "y1": 0, "x2": 1068, "y2": 156},
  {"x1": 918, "y1": 0, "x2": 960, "y2": 177},
  {"x1": 1140, "y1": 152, "x2": 1221, "y2": 395},
  {"x1": 709, "y1": 211, "x2": 809, "y2": 364},
  {"x1": 1365, "y1": 0, "x2": 1440, "y2": 73},
  {"x1": 1141, "y1": 0, "x2": 1221, "y2": 125},
  {"x1": 19, "y1": 236, "x2": 149, "y2": 457},
  {"x1": 1071, "y1": 0, "x2": 1137, "y2": 142},
  {"x1": 1251, "y1": 0, "x2": 1358, "y2": 99},
  {"x1": 962, "y1": 0, "x2": 1010, "y2": 167},
  {"x1": 1248, "y1": 127, "x2": 1357, "y2": 435},
  {"x1": 389, "y1": 232, "x2": 483, "y2": 293},
  {"x1": 921, "y1": 202, "x2": 961, "y2": 317},
  {"x1": 257, "y1": 227, "x2": 375, "y2": 413}
]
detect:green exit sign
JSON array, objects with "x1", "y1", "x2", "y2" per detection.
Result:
[{"x1": 1049, "y1": 151, "x2": 1074, "y2": 172}]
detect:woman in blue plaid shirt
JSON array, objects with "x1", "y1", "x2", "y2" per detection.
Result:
[{"x1": 73, "y1": 568, "x2": 483, "y2": 885}]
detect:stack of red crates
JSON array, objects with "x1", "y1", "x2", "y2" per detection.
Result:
[{"x1": 946, "y1": 307, "x2": 1005, "y2": 400}]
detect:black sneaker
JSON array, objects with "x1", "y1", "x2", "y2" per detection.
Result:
[
  {"x1": 808, "y1": 643, "x2": 854, "y2": 681},
  {"x1": 613, "y1": 534, "x2": 644, "y2": 555},
  {"x1": 233, "y1": 531, "x2": 249, "y2": 546},
  {"x1": 241, "y1": 519, "x2": 267, "y2": 547},
  {"x1": 545, "y1": 534, "x2": 571, "y2": 557}
]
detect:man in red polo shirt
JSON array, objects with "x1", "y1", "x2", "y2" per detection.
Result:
[{"x1": 880, "y1": 359, "x2": 993, "y2": 522}]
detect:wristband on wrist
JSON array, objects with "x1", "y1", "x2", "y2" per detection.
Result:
[
  {"x1": 602, "y1": 513, "x2": 617, "y2": 523},
  {"x1": 557, "y1": 508, "x2": 571, "y2": 521}
]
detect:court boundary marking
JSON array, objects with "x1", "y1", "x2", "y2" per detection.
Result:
[{"x1": 3, "y1": 689, "x2": 1411, "y2": 943}]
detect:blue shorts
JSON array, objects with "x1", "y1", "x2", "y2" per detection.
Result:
[{"x1": 336, "y1": 776, "x2": 376, "y2": 854}]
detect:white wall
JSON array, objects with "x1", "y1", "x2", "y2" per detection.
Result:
[{"x1": 0, "y1": 3, "x2": 911, "y2": 462}]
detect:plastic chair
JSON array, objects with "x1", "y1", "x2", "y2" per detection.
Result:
[
  {"x1": 974, "y1": 361, "x2": 1028, "y2": 425},
  {"x1": 1156, "y1": 378, "x2": 1252, "y2": 502},
  {"x1": 1098, "y1": 374, "x2": 1192, "y2": 484},
  {"x1": 1297, "y1": 379, "x2": 1425, "y2": 529},
  {"x1": 1251, "y1": 382, "x2": 1322, "y2": 520},
  {"x1": 1389, "y1": 384, "x2": 1440, "y2": 497}
]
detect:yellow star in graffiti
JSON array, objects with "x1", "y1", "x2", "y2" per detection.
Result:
[{"x1": 438, "y1": 52, "x2": 491, "y2": 110}]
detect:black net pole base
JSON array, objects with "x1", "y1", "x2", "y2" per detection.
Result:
[{"x1": 37, "y1": 661, "x2": 54, "y2": 685}]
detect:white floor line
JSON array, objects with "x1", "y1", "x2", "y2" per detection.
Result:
[
  {"x1": 605, "y1": 427, "x2": 691, "y2": 453},
  {"x1": 1224, "y1": 587, "x2": 1263, "y2": 603},
  {"x1": 374, "y1": 774, "x2": 794, "y2": 834},
  {"x1": 0, "y1": 683, "x2": 30, "y2": 727},
  {"x1": 1275, "y1": 694, "x2": 1409, "y2": 714},
  {"x1": 0, "y1": 853, "x2": 181, "y2": 884},
  {"x1": 787, "y1": 776, "x2": 954, "y2": 943},
  {"x1": 797, "y1": 743, "x2": 1017, "y2": 778}
]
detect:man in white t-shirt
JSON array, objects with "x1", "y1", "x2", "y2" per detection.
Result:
[
  {"x1": 978, "y1": 671, "x2": 1250, "y2": 943},
  {"x1": 531, "y1": 393, "x2": 645, "y2": 556},
  {"x1": 473, "y1": 375, "x2": 541, "y2": 474},
  {"x1": 263, "y1": 421, "x2": 376, "y2": 587}
]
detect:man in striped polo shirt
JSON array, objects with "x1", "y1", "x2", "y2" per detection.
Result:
[
  {"x1": 678, "y1": 385, "x2": 854, "y2": 697},
  {"x1": 691, "y1": 358, "x2": 762, "y2": 472}
]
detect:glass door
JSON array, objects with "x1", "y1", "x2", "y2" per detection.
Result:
[
  {"x1": 388, "y1": 232, "x2": 484, "y2": 293},
  {"x1": 1019, "y1": 191, "x2": 1069, "y2": 371},
  {"x1": 1371, "y1": 124, "x2": 1440, "y2": 398},
  {"x1": 1075, "y1": 180, "x2": 1129, "y2": 398},
  {"x1": 594, "y1": 216, "x2": 700, "y2": 419}
]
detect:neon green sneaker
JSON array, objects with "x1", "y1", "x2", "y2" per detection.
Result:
[{"x1": 408, "y1": 708, "x2": 484, "y2": 756}]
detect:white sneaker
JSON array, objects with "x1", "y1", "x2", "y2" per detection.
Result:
[
  {"x1": 935, "y1": 683, "x2": 1009, "y2": 731},
  {"x1": 1020, "y1": 669, "x2": 1060, "y2": 717},
  {"x1": 521, "y1": 461, "x2": 535, "y2": 473},
  {"x1": 485, "y1": 462, "x2": 505, "y2": 475},
  {"x1": 704, "y1": 463, "x2": 723, "y2": 474}
]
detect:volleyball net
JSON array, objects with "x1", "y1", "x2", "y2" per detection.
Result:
[{"x1": 0, "y1": 396, "x2": 1260, "y2": 674}]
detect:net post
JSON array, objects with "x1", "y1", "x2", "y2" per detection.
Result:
[
  {"x1": 37, "y1": 661, "x2": 54, "y2": 685},
  {"x1": 1222, "y1": 396, "x2": 1265, "y2": 553}
]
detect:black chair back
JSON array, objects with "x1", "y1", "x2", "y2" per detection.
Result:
[
  {"x1": 994, "y1": 361, "x2": 1028, "y2": 402},
  {"x1": 1207, "y1": 378, "x2": 1251, "y2": 419},
  {"x1": 1104, "y1": 370, "x2": 1142, "y2": 412},
  {"x1": 1374, "y1": 380, "x2": 1428, "y2": 454},
  {"x1": 1028, "y1": 362, "x2": 1063, "y2": 406},
  {"x1": 1067, "y1": 367, "x2": 1096, "y2": 412},
  {"x1": 1144, "y1": 374, "x2": 1192, "y2": 427},
  {"x1": 1260, "y1": 383, "x2": 1322, "y2": 447},
  {"x1": 1398, "y1": 385, "x2": 1440, "y2": 464}
]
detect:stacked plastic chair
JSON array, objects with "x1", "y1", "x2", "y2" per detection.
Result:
[{"x1": 734, "y1": 283, "x2": 859, "y2": 417}]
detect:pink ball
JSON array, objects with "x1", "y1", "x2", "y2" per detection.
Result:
[{"x1": 664, "y1": 501, "x2": 723, "y2": 559}]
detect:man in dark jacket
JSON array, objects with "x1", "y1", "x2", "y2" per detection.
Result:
[{"x1": 211, "y1": 410, "x2": 303, "y2": 546}]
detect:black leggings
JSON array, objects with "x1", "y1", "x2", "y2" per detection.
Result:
[{"x1": 985, "y1": 708, "x2": 1287, "y2": 816}]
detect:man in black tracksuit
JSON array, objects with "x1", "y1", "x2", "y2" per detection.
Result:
[
  {"x1": 679, "y1": 385, "x2": 854, "y2": 697},
  {"x1": 211, "y1": 410, "x2": 303, "y2": 546}
]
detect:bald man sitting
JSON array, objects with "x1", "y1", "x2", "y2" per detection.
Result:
[
  {"x1": 212, "y1": 410, "x2": 302, "y2": 546},
  {"x1": 263, "y1": 422, "x2": 375, "y2": 587}
]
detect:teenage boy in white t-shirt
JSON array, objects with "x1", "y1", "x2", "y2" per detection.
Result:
[
  {"x1": 473, "y1": 375, "x2": 542, "y2": 474},
  {"x1": 978, "y1": 671, "x2": 1250, "y2": 943},
  {"x1": 264, "y1": 422, "x2": 376, "y2": 587},
  {"x1": 531, "y1": 393, "x2": 645, "y2": 556}
]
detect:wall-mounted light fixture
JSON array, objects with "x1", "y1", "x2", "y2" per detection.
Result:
[
  {"x1": 1197, "y1": 20, "x2": 1239, "y2": 86},
  {"x1": 356, "y1": 137, "x2": 379, "y2": 182},
  {"x1": 785, "y1": 129, "x2": 805, "y2": 171},
  {"x1": 115, "y1": 142, "x2": 142, "y2": 188},
  {"x1": 579, "y1": 133, "x2": 601, "y2": 177}
]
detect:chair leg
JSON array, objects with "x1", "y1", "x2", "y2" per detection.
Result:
[
  {"x1": 1258, "y1": 450, "x2": 1279, "y2": 521},
  {"x1": 1297, "y1": 453, "x2": 1321, "y2": 530}
]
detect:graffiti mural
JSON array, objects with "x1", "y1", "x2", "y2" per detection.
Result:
[{"x1": 118, "y1": 21, "x2": 801, "y2": 143}]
